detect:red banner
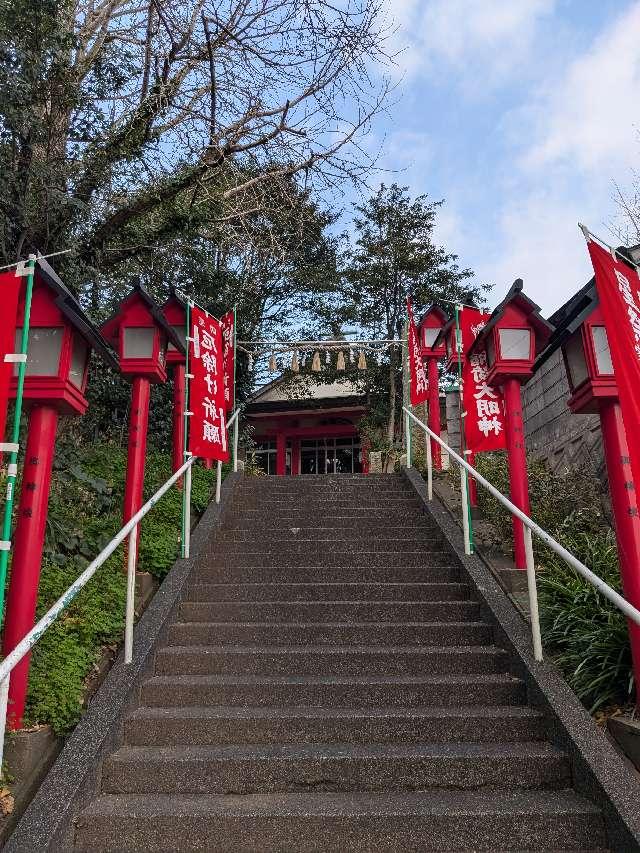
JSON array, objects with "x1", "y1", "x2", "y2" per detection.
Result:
[
  {"x1": 407, "y1": 297, "x2": 429, "y2": 405},
  {"x1": 459, "y1": 308, "x2": 507, "y2": 452},
  {"x1": 587, "y1": 238, "x2": 640, "y2": 496},
  {"x1": 0, "y1": 270, "x2": 22, "y2": 444},
  {"x1": 188, "y1": 306, "x2": 229, "y2": 462},
  {"x1": 221, "y1": 310, "x2": 235, "y2": 412}
]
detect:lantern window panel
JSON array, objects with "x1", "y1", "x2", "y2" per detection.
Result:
[
  {"x1": 168, "y1": 325, "x2": 187, "y2": 352},
  {"x1": 591, "y1": 325, "x2": 614, "y2": 375},
  {"x1": 123, "y1": 327, "x2": 155, "y2": 359},
  {"x1": 14, "y1": 327, "x2": 63, "y2": 377},
  {"x1": 564, "y1": 330, "x2": 589, "y2": 389},
  {"x1": 423, "y1": 328, "x2": 440, "y2": 348},
  {"x1": 69, "y1": 335, "x2": 89, "y2": 389},
  {"x1": 486, "y1": 333, "x2": 496, "y2": 367},
  {"x1": 498, "y1": 327, "x2": 531, "y2": 360}
]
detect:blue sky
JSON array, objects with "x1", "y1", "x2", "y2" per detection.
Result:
[{"x1": 353, "y1": 0, "x2": 640, "y2": 315}]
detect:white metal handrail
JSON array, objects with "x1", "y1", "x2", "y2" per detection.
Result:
[
  {"x1": 0, "y1": 409, "x2": 240, "y2": 768},
  {"x1": 403, "y1": 405, "x2": 640, "y2": 664}
]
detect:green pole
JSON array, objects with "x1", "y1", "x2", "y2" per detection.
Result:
[
  {"x1": 0, "y1": 255, "x2": 37, "y2": 619},
  {"x1": 181, "y1": 299, "x2": 191, "y2": 558},
  {"x1": 454, "y1": 305, "x2": 474, "y2": 553}
]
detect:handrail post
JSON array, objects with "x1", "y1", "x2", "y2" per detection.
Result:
[
  {"x1": 460, "y1": 463, "x2": 471, "y2": 555},
  {"x1": 233, "y1": 415, "x2": 239, "y2": 473},
  {"x1": 0, "y1": 674, "x2": 9, "y2": 771},
  {"x1": 406, "y1": 410, "x2": 412, "y2": 468},
  {"x1": 183, "y1": 462, "x2": 192, "y2": 559},
  {"x1": 216, "y1": 460, "x2": 222, "y2": 504},
  {"x1": 425, "y1": 421, "x2": 433, "y2": 501},
  {"x1": 524, "y1": 527, "x2": 543, "y2": 662},
  {"x1": 124, "y1": 525, "x2": 137, "y2": 664}
]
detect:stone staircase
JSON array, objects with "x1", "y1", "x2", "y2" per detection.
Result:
[{"x1": 73, "y1": 474, "x2": 611, "y2": 851}]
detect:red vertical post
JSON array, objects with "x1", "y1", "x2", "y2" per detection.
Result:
[
  {"x1": 600, "y1": 400, "x2": 640, "y2": 707},
  {"x1": 502, "y1": 377, "x2": 530, "y2": 570},
  {"x1": 427, "y1": 357, "x2": 442, "y2": 470},
  {"x1": 276, "y1": 431, "x2": 286, "y2": 476},
  {"x1": 291, "y1": 438, "x2": 300, "y2": 476},
  {"x1": 123, "y1": 376, "x2": 151, "y2": 552},
  {"x1": 2, "y1": 405, "x2": 59, "y2": 729},
  {"x1": 467, "y1": 451, "x2": 478, "y2": 507},
  {"x1": 171, "y1": 364, "x2": 185, "y2": 476}
]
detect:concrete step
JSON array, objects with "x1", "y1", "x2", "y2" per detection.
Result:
[
  {"x1": 204, "y1": 551, "x2": 453, "y2": 568},
  {"x1": 178, "y1": 600, "x2": 482, "y2": 623},
  {"x1": 102, "y1": 742, "x2": 569, "y2": 795},
  {"x1": 184, "y1": 581, "x2": 471, "y2": 602},
  {"x1": 208, "y1": 539, "x2": 447, "y2": 555},
  {"x1": 167, "y1": 621, "x2": 492, "y2": 647},
  {"x1": 140, "y1": 673, "x2": 527, "y2": 708},
  {"x1": 191, "y1": 565, "x2": 462, "y2": 583},
  {"x1": 216, "y1": 525, "x2": 438, "y2": 541},
  {"x1": 75, "y1": 789, "x2": 605, "y2": 851},
  {"x1": 223, "y1": 518, "x2": 433, "y2": 532},
  {"x1": 123, "y1": 705, "x2": 547, "y2": 747},
  {"x1": 154, "y1": 645, "x2": 509, "y2": 676}
]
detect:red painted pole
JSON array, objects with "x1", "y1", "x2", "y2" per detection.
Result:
[
  {"x1": 171, "y1": 363, "x2": 185, "y2": 476},
  {"x1": 123, "y1": 376, "x2": 151, "y2": 553},
  {"x1": 467, "y1": 451, "x2": 478, "y2": 507},
  {"x1": 291, "y1": 438, "x2": 300, "y2": 476},
  {"x1": 600, "y1": 400, "x2": 640, "y2": 708},
  {"x1": 502, "y1": 377, "x2": 530, "y2": 570},
  {"x1": 2, "y1": 405, "x2": 59, "y2": 729},
  {"x1": 427, "y1": 357, "x2": 442, "y2": 470},
  {"x1": 276, "y1": 431, "x2": 286, "y2": 476}
]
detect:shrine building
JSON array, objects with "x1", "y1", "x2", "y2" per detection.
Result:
[{"x1": 244, "y1": 377, "x2": 369, "y2": 475}]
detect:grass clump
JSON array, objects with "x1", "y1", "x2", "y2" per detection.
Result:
[
  {"x1": 464, "y1": 452, "x2": 632, "y2": 713},
  {"x1": 20, "y1": 444, "x2": 217, "y2": 734}
]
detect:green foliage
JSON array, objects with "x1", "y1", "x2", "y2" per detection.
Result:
[
  {"x1": 470, "y1": 452, "x2": 632, "y2": 712},
  {"x1": 20, "y1": 443, "x2": 217, "y2": 734}
]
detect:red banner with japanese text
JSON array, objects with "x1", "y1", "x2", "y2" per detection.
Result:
[
  {"x1": 188, "y1": 306, "x2": 229, "y2": 462},
  {"x1": 221, "y1": 310, "x2": 235, "y2": 413},
  {"x1": 459, "y1": 308, "x2": 507, "y2": 452},
  {"x1": 0, "y1": 270, "x2": 22, "y2": 444},
  {"x1": 407, "y1": 297, "x2": 429, "y2": 405},
  {"x1": 586, "y1": 238, "x2": 640, "y2": 496}
]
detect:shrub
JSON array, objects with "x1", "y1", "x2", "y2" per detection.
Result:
[
  {"x1": 462, "y1": 452, "x2": 632, "y2": 712},
  {"x1": 18, "y1": 445, "x2": 217, "y2": 734}
]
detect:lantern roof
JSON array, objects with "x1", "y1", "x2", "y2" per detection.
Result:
[
  {"x1": 161, "y1": 286, "x2": 187, "y2": 321},
  {"x1": 533, "y1": 278, "x2": 598, "y2": 372},
  {"x1": 101, "y1": 279, "x2": 185, "y2": 354},
  {"x1": 468, "y1": 278, "x2": 554, "y2": 358},
  {"x1": 416, "y1": 304, "x2": 448, "y2": 329},
  {"x1": 31, "y1": 257, "x2": 119, "y2": 371}
]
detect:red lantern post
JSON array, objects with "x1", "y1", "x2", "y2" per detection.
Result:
[
  {"x1": 1, "y1": 259, "x2": 118, "y2": 728},
  {"x1": 161, "y1": 292, "x2": 187, "y2": 475},
  {"x1": 418, "y1": 306, "x2": 446, "y2": 470},
  {"x1": 470, "y1": 280, "x2": 553, "y2": 570},
  {"x1": 101, "y1": 283, "x2": 184, "y2": 555},
  {"x1": 542, "y1": 280, "x2": 640, "y2": 705}
]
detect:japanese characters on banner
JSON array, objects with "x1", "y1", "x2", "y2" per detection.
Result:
[
  {"x1": 188, "y1": 306, "x2": 229, "y2": 462},
  {"x1": 406, "y1": 297, "x2": 429, "y2": 405},
  {"x1": 220, "y1": 310, "x2": 235, "y2": 412},
  {"x1": 459, "y1": 308, "x2": 507, "y2": 452},
  {"x1": 586, "y1": 238, "x2": 640, "y2": 498},
  {"x1": 0, "y1": 270, "x2": 22, "y2": 444}
]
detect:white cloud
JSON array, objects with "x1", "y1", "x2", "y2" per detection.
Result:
[
  {"x1": 524, "y1": 2, "x2": 640, "y2": 172},
  {"x1": 388, "y1": 0, "x2": 556, "y2": 84}
]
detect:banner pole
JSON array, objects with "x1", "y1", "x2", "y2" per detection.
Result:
[
  {"x1": 454, "y1": 305, "x2": 474, "y2": 554},
  {"x1": 233, "y1": 305, "x2": 238, "y2": 472},
  {"x1": 0, "y1": 255, "x2": 36, "y2": 619},
  {"x1": 181, "y1": 300, "x2": 191, "y2": 559}
]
